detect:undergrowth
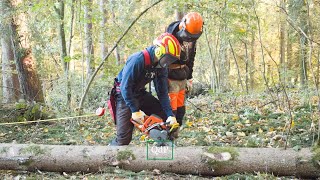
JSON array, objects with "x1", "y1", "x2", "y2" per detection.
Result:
[{"x1": 0, "y1": 89, "x2": 318, "y2": 179}]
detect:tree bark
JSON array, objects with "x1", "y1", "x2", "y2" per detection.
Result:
[
  {"x1": 99, "y1": 0, "x2": 107, "y2": 60},
  {"x1": 0, "y1": 0, "x2": 20, "y2": 103},
  {"x1": 84, "y1": 0, "x2": 95, "y2": 79},
  {"x1": 17, "y1": 50, "x2": 44, "y2": 102},
  {"x1": 279, "y1": 0, "x2": 286, "y2": 84},
  {"x1": 249, "y1": 31, "x2": 256, "y2": 91},
  {"x1": 218, "y1": 1, "x2": 229, "y2": 92},
  {"x1": 229, "y1": 41, "x2": 244, "y2": 91},
  {"x1": 110, "y1": 0, "x2": 121, "y2": 65},
  {"x1": 6, "y1": 0, "x2": 44, "y2": 103},
  {"x1": 244, "y1": 41, "x2": 249, "y2": 94},
  {"x1": 0, "y1": 144, "x2": 319, "y2": 178},
  {"x1": 55, "y1": 0, "x2": 71, "y2": 107}
]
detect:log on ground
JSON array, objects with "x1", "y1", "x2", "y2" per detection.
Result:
[{"x1": 0, "y1": 143, "x2": 319, "y2": 178}]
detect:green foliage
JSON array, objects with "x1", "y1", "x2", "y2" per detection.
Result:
[
  {"x1": 15, "y1": 103, "x2": 27, "y2": 110},
  {"x1": 2, "y1": 0, "x2": 320, "y2": 178},
  {"x1": 0, "y1": 147, "x2": 9, "y2": 154},
  {"x1": 206, "y1": 146, "x2": 239, "y2": 168},
  {"x1": 20, "y1": 144, "x2": 48, "y2": 156},
  {"x1": 0, "y1": 103, "x2": 53, "y2": 123},
  {"x1": 116, "y1": 149, "x2": 136, "y2": 161},
  {"x1": 312, "y1": 147, "x2": 320, "y2": 168},
  {"x1": 238, "y1": 107, "x2": 263, "y2": 121}
]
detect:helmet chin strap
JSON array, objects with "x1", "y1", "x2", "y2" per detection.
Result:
[{"x1": 154, "y1": 58, "x2": 164, "y2": 68}]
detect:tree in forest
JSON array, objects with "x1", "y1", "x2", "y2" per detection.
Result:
[
  {"x1": 1, "y1": 0, "x2": 44, "y2": 103},
  {"x1": 0, "y1": 0, "x2": 20, "y2": 103},
  {"x1": 110, "y1": 0, "x2": 121, "y2": 65},
  {"x1": 217, "y1": 1, "x2": 230, "y2": 92},
  {"x1": 54, "y1": 0, "x2": 71, "y2": 107},
  {"x1": 54, "y1": 0, "x2": 73, "y2": 107},
  {"x1": 287, "y1": 0, "x2": 309, "y2": 88},
  {"x1": 297, "y1": 0, "x2": 309, "y2": 88},
  {"x1": 279, "y1": 0, "x2": 286, "y2": 85},
  {"x1": 84, "y1": 0, "x2": 95, "y2": 79},
  {"x1": 99, "y1": 0, "x2": 107, "y2": 60}
]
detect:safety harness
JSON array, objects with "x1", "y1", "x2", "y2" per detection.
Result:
[{"x1": 142, "y1": 49, "x2": 151, "y2": 68}]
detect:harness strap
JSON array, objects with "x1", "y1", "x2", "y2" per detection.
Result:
[{"x1": 142, "y1": 49, "x2": 151, "y2": 68}]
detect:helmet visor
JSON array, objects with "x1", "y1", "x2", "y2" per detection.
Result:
[
  {"x1": 155, "y1": 54, "x2": 179, "y2": 68},
  {"x1": 177, "y1": 29, "x2": 202, "y2": 42}
]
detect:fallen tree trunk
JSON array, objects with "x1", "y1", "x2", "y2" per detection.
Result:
[{"x1": 0, "y1": 143, "x2": 319, "y2": 178}]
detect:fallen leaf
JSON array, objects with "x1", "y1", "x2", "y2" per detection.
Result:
[
  {"x1": 140, "y1": 135, "x2": 146, "y2": 141},
  {"x1": 291, "y1": 120, "x2": 295, "y2": 128},
  {"x1": 85, "y1": 135, "x2": 92, "y2": 141},
  {"x1": 237, "y1": 132, "x2": 246, "y2": 137},
  {"x1": 152, "y1": 169, "x2": 161, "y2": 175},
  {"x1": 226, "y1": 132, "x2": 233, "y2": 137},
  {"x1": 185, "y1": 120, "x2": 193, "y2": 127},
  {"x1": 232, "y1": 115, "x2": 240, "y2": 121}
]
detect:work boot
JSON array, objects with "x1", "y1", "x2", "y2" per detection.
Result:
[
  {"x1": 171, "y1": 129, "x2": 179, "y2": 139},
  {"x1": 108, "y1": 139, "x2": 118, "y2": 146}
]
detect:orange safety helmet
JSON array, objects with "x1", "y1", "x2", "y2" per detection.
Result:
[
  {"x1": 179, "y1": 12, "x2": 203, "y2": 34},
  {"x1": 177, "y1": 12, "x2": 203, "y2": 42},
  {"x1": 153, "y1": 33, "x2": 181, "y2": 68}
]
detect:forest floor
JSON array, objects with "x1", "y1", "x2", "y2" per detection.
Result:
[{"x1": 0, "y1": 89, "x2": 319, "y2": 179}]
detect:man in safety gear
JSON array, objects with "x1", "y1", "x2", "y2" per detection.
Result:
[
  {"x1": 166, "y1": 12, "x2": 204, "y2": 127},
  {"x1": 110, "y1": 33, "x2": 181, "y2": 146}
]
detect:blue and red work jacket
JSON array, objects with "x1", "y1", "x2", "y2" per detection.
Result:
[{"x1": 116, "y1": 46, "x2": 174, "y2": 117}]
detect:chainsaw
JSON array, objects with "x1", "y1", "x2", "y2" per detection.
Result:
[{"x1": 130, "y1": 114, "x2": 179, "y2": 145}]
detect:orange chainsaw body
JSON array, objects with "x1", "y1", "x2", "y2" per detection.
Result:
[{"x1": 130, "y1": 114, "x2": 167, "y2": 135}]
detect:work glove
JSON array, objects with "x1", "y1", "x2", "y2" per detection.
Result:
[
  {"x1": 166, "y1": 116, "x2": 178, "y2": 126},
  {"x1": 131, "y1": 110, "x2": 146, "y2": 124},
  {"x1": 186, "y1": 79, "x2": 193, "y2": 92}
]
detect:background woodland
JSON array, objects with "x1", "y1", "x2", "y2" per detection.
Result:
[
  {"x1": 1, "y1": 0, "x2": 320, "y2": 179},
  {"x1": 1, "y1": 0, "x2": 320, "y2": 111}
]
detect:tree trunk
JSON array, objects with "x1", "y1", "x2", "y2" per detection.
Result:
[
  {"x1": 229, "y1": 41, "x2": 244, "y2": 91},
  {"x1": 293, "y1": 0, "x2": 308, "y2": 88},
  {"x1": 99, "y1": 0, "x2": 107, "y2": 60},
  {"x1": 244, "y1": 42, "x2": 249, "y2": 94},
  {"x1": 175, "y1": 9, "x2": 184, "y2": 20},
  {"x1": 279, "y1": 0, "x2": 286, "y2": 84},
  {"x1": 110, "y1": 0, "x2": 121, "y2": 65},
  {"x1": 218, "y1": 1, "x2": 229, "y2": 92},
  {"x1": 205, "y1": 27, "x2": 218, "y2": 92},
  {"x1": 56, "y1": 0, "x2": 71, "y2": 107},
  {"x1": 249, "y1": 31, "x2": 256, "y2": 91},
  {"x1": 84, "y1": 0, "x2": 95, "y2": 78},
  {"x1": 18, "y1": 50, "x2": 44, "y2": 102},
  {"x1": 253, "y1": 1, "x2": 269, "y2": 90},
  {"x1": 1, "y1": 38, "x2": 19, "y2": 103},
  {"x1": 0, "y1": 144, "x2": 319, "y2": 178},
  {"x1": 6, "y1": 0, "x2": 44, "y2": 103},
  {"x1": 0, "y1": 0, "x2": 20, "y2": 103},
  {"x1": 287, "y1": 29, "x2": 294, "y2": 85}
]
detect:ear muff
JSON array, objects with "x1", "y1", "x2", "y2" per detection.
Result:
[{"x1": 154, "y1": 45, "x2": 165, "y2": 59}]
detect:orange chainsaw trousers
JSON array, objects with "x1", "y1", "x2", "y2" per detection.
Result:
[{"x1": 168, "y1": 79, "x2": 187, "y2": 125}]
